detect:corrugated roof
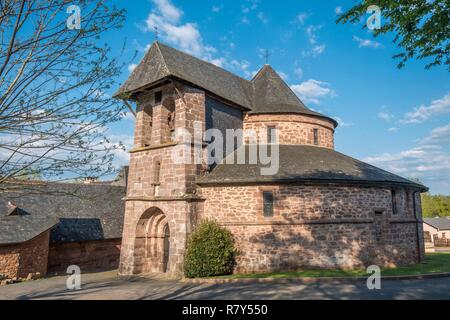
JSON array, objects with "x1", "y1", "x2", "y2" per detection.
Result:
[
  {"x1": 197, "y1": 145, "x2": 427, "y2": 190},
  {"x1": 424, "y1": 217, "x2": 450, "y2": 230},
  {"x1": 0, "y1": 182, "x2": 126, "y2": 244}
]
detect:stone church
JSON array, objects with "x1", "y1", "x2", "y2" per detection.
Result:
[{"x1": 115, "y1": 42, "x2": 427, "y2": 275}]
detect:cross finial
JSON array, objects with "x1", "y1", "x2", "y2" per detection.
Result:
[
  {"x1": 263, "y1": 49, "x2": 270, "y2": 64},
  {"x1": 153, "y1": 25, "x2": 159, "y2": 41}
]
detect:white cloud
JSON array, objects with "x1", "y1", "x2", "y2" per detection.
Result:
[
  {"x1": 257, "y1": 12, "x2": 268, "y2": 24},
  {"x1": 378, "y1": 111, "x2": 393, "y2": 122},
  {"x1": 297, "y1": 12, "x2": 309, "y2": 25},
  {"x1": 335, "y1": 6, "x2": 343, "y2": 15},
  {"x1": 365, "y1": 124, "x2": 450, "y2": 191},
  {"x1": 152, "y1": 0, "x2": 182, "y2": 23},
  {"x1": 364, "y1": 145, "x2": 450, "y2": 182},
  {"x1": 401, "y1": 93, "x2": 450, "y2": 124},
  {"x1": 146, "y1": 0, "x2": 213, "y2": 57},
  {"x1": 294, "y1": 67, "x2": 303, "y2": 79},
  {"x1": 388, "y1": 127, "x2": 399, "y2": 133},
  {"x1": 291, "y1": 79, "x2": 336, "y2": 104},
  {"x1": 212, "y1": 5, "x2": 222, "y2": 13},
  {"x1": 421, "y1": 123, "x2": 450, "y2": 145},
  {"x1": 306, "y1": 25, "x2": 320, "y2": 45},
  {"x1": 128, "y1": 64, "x2": 138, "y2": 73},
  {"x1": 353, "y1": 36, "x2": 382, "y2": 49},
  {"x1": 241, "y1": 16, "x2": 250, "y2": 24},
  {"x1": 105, "y1": 133, "x2": 133, "y2": 167},
  {"x1": 333, "y1": 116, "x2": 353, "y2": 127},
  {"x1": 302, "y1": 25, "x2": 326, "y2": 57},
  {"x1": 278, "y1": 71, "x2": 289, "y2": 81},
  {"x1": 312, "y1": 44, "x2": 326, "y2": 55}
]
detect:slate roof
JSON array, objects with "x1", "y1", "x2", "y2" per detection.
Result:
[
  {"x1": 116, "y1": 42, "x2": 253, "y2": 110},
  {"x1": 0, "y1": 182, "x2": 126, "y2": 245},
  {"x1": 249, "y1": 65, "x2": 338, "y2": 125},
  {"x1": 423, "y1": 217, "x2": 450, "y2": 230},
  {"x1": 197, "y1": 145, "x2": 427, "y2": 190},
  {"x1": 0, "y1": 208, "x2": 59, "y2": 245},
  {"x1": 115, "y1": 42, "x2": 336, "y2": 125}
]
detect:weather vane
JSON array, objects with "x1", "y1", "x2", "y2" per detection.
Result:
[
  {"x1": 263, "y1": 49, "x2": 270, "y2": 64},
  {"x1": 153, "y1": 25, "x2": 159, "y2": 41}
]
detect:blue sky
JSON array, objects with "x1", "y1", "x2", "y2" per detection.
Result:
[{"x1": 104, "y1": 0, "x2": 450, "y2": 194}]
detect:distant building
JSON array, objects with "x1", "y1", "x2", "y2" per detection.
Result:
[
  {"x1": 423, "y1": 217, "x2": 450, "y2": 243},
  {"x1": 0, "y1": 172, "x2": 126, "y2": 280}
]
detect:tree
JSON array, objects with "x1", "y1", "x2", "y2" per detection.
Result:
[
  {"x1": 336, "y1": 0, "x2": 450, "y2": 70},
  {"x1": 421, "y1": 193, "x2": 450, "y2": 217},
  {"x1": 0, "y1": 0, "x2": 128, "y2": 186}
]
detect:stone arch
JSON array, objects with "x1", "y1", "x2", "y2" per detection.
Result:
[{"x1": 133, "y1": 207, "x2": 171, "y2": 274}]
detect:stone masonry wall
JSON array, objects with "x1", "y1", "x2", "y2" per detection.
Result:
[
  {"x1": 48, "y1": 239, "x2": 121, "y2": 274},
  {"x1": 200, "y1": 184, "x2": 423, "y2": 273},
  {"x1": 119, "y1": 83, "x2": 206, "y2": 276},
  {"x1": 243, "y1": 114, "x2": 335, "y2": 149},
  {"x1": 0, "y1": 231, "x2": 50, "y2": 279}
]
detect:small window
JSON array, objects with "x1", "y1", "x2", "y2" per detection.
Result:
[
  {"x1": 267, "y1": 126, "x2": 277, "y2": 144},
  {"x1": 313, "y1": 128, "x2": 319, "y2": 145},
  {"x1": 263, "y1": 192, "x2": 274, "y2": 217},
  {"x1": 154, "y1": 161, "x2": 161, "y2": 184},
  {"x1": 374, "y1": 210, "x2": 383, "y2": 216},
  {"x1": 155, "y1": 91, "x2": 162, "y2": 104},
  {"x1": 442, "y1": 233, "x2": 446, "y2": 239},
  {"x1": 391, "y1": 189, "x2": 398, "y2": 215}
]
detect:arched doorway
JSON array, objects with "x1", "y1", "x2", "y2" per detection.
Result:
[{"x1": 133, "y1": 208, "x2": 170, "y2": 274}]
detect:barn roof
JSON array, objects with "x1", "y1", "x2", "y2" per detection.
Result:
[
  {"x1": 0, "y1": 181, "x2": 126, "y2": 245},
  {"x1": 197, "y1": 145, "x2": 427, "y2": 190},
  {"x1": 115, "y1": 42, "x2": 336, "y2": 125},
  {"x1": 423, "y1": 218, "x2": 450, "y2": 230}
]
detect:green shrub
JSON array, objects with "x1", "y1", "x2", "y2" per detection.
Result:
[{"x1": 184, "y1": 220, "x2": 235, "y2": 278}]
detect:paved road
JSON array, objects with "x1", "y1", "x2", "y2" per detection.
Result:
[{"x1": 0, "y1": 271, "x2": 449, "y2": 300}]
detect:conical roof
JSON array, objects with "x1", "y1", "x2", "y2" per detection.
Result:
[{"x1": 249, "y1": 65, "x2": 334, "y2": 123}]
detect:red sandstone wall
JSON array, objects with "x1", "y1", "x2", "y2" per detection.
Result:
[
  {"x1": 200, "y1": 185, "x2": 423, "y2": 273},
  {"x1": 0, "y1": 231, "x2": 50, "y2": 279},
  {"x1": 119, "y1": 83, "x2": 206, "y2": 276},
  {"x1": 48, "y1": 239, "x2": 121, "y2": 274},
  {"x1": 243, "y1": 114, "x2": 335, "y2": 149}
]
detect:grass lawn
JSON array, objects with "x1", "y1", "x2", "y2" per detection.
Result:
[{"x1": 218, "y1": 253, "x2": 450, "y2": 279}]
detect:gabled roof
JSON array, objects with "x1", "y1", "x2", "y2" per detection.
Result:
[
  {"x1": 115, "y1": 42, "x2": 335, "y2": 125},
  {"x1": 424, "y1": 217, "x2": 450, "y2": 230},
  {"x1": 116, "y1": 42, "x2": 253, "y2": 109},
  {"x1": 0, "y1": 181, "x2": 126, "y2": 244},
  {"x1": 197, "y1": 145, "x2": 427, "y2": 191},
  {"x1": 0, "y1": 196, "x2": 59, "y2": 245}
]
